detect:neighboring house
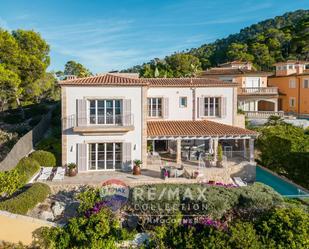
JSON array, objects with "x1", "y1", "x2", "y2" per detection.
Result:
[
  {"x1": 268, "y1": 60, "x2": 309, "y2": 116},
  {"x1": 200, "y1": 61, "x2": 280, "y2": 119},
  {"x1": 60, "y1": 74, "x2": 256, "y2": 172}
]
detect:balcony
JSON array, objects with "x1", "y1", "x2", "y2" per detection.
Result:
[
  {"x1": 239, "y1": 87, "x2": 278, "y2": 95},
  {"x1": 62, "y1": 114, "x2": 134, "y2": 134},
  {"x1": 244, "y1": 111, "x2": 284, "y2": 119}
]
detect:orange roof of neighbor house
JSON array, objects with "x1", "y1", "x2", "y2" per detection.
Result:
[
  {"x1": 147, "y1": 120, "x2": 257, "y2": 137},
  {"x1": 200, "y1": 68, "x2": 271, "y2": 76},
  {"x1": 59, "y1": 74, "x2": 237, "y2": 87},
  {"x1": 144, "y1": 78, "x2": 237, "y2": 87},
  {"x1": 59, "y1": 74, "x2": 148, "y2": 86}
]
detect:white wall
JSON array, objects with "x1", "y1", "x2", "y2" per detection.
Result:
[
  {"x1": 147, "y1": 87, "x2": 235, "y2": 125},
  {"x1": 64, "y1": 86, "x2": 143, "y2": 166},
  {"x1": 195, "y1": 87, "x2": 235, "y2": 125},
  {"x1": 147, "y1": 87, "x2": 193, "y2": 120}
]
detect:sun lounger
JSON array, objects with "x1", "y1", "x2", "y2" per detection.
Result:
[
  {"x1": 233, "y1": 177, "x2": 247, "y2": 187},
  {"x1": 52, "y1": 167, "x2": 65, "y2": 181},
  {"x1": 37, "y1": 167, "x2": 53, "y2": 181}
]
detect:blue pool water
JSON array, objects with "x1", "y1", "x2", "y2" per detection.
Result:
[{"x1": 256, "y1": 166, "x2": 309, "y2": 197}]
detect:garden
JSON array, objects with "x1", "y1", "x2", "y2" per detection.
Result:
[
  {"x1": 30, "y1": 183, "x2": 308, "y2": 249},
  {"x1": 256, "y1": 116, "x2": 309, "y2": 189}
]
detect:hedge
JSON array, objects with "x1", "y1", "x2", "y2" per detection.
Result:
[
  {"x1": 30, "y1": 150, "x2": 56, "y2": 167},
  {"x1": 0, "y1": 183, "x2": 50, "y2": 215},
  {"x1": 128, "y1": 183, "x2": 284, "y2": 218},
  {"x1": 15, "y1": 157, "x2": 41, "y2": 183}
]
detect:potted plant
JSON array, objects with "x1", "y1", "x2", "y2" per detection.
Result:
[
  {"x1": 133, "y1": 159, "x2": 142, "y2": 175},
  {"x1": 216, "y1": 144, "x2": 223, "y2": 167},
  {"x1": 67, "y1": 163, "x2": 77, "y2": 176}
]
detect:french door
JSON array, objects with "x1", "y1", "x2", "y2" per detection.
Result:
[
  {"x1": 88, "y1": 143, "x2": 122, "y2": 171},
  {"x1": 89, "y1": 100, "x2": 121, "y2": 125}
]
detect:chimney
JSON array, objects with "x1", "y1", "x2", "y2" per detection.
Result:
[{"x1": 66, "y1": 75, "x2": 77, "y2": 80}]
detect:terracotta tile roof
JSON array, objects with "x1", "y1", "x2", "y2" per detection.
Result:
[
  {"x1": 200, "y1": 68, "x2": 270, "y2": 76},
  {"x1": 59, "y1": 73, "x2": 148, "y2": 86},
  {"x1": 59, "y1": 74, "x2": 237, "y2": 87},
  {"x1": 145, "y1": 78, "x2": 237, "y2": 87},
  {"x1": 147, "y1": 120, "x2": 257, "y2": 137}
]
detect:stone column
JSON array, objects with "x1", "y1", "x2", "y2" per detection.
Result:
[
  {"x1": 249, "y1": 138, "x2": 255, "y2": 162},
  {"x1": 209, "y1": 138, "x2": 213, "y2": 154},
  {"x1": 61, "y1": 86, "x2": 67, "y2": 166},
  {"x1": 213, "y1": 138, "x2": 218, "y2": 163},
  {"x1": 141, "y1": 86, "x2": 148, "y2": 167},
  {"x1": 176, "y1": 138, "x2": 182, "y2": 165},
  {"x1": 243, "y1": 139, "x2": 247, "y2": 159},
  {"x1": 152, "y1": 140, "x2": 155, "y2": 153}
]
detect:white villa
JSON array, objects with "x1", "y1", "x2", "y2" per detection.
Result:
[{"x1": 60, "y1": 74, "x2": 257, "y2": 182}]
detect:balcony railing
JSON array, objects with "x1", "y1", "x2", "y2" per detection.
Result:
[
  {"x1": 244, "y1": 111, "x2": 284, "y2": 119},
  {"x1": 239, "y1": 87, "x2": 278, "y2": 95},
  {"x1": 62, "y1": 114, "x2": 134, "y2": 131}
]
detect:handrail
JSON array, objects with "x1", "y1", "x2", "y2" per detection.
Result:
[
  {"x1": 62, "y1": 113, "x2": 134, "y2": 130},
  {"x1": 244, "y1": 111, "x2": 284, "y2": 119},
  {"x1": 239, "y1": 87, "x2": 278, "y2": 94}
]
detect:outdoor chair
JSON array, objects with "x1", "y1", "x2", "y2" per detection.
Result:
[
  {"x1": 52, "y1": 167, "x2": 65, "y2": 181},
  {"x1": 233, "y1": 177, "x2": 247, "y2": 186},
  {"x1": 37, "y1": 167, "x2": 53, "y2": 181}
]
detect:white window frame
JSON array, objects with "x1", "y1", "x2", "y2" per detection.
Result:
[
  {"x1": 148, "y1": 97, "x2": 163, "y2": 117},
  {"x1": 204, "y1": 97, "x2": 221, "y2": 117},
  {"x1": 289, "y1": 79, "x2": 296, "y2": 88},
  {"x1": 88, "y1": 142, "x2": 122, "y2": 171},
  {"x1": 179, "y1": 96, "x2": 188, "y2": 108},
  {"x1": 88, "y1": 99, "x2": 121, "y2": 125},
  {"x1": 289, "y1": 97, "x2": 296, "y2": 108},
  {"x1": 303, "y1": 79, "x2": 309, "y2": 89}
]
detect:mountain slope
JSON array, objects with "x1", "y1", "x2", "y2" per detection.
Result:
[{"x1": 123, "y1": 9, "x2": 309, "y2": 77}]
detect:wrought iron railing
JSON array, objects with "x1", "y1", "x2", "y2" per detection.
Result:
[{"x1": 62, "y1": 114, "x2": 134, "y2": 130}]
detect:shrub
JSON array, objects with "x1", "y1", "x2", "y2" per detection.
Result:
[
  {"x1": 30, "y1": 150, "x2": 56, "y2": 167},
  {"x1": 0, "y1": 183, "x2": 50, "y2": 215},
  {"x1": 0, "y1": 170, "x2": 23, "y2": 197},
  {"x1": 255, "y1": 207, "x2": 309, "y2": 248},
  {"x1": 15, "y1": 157, "x2": 41, "y2": 183},
  {"x1": 36, "y1": 137, "x2": 61, "y2": 165},
  {"x1": 36, "y1": 207, "x2": 135, "y2": 249},
  {"x1": 128, "y1": 183, "x2": 283, "y2": 219}
]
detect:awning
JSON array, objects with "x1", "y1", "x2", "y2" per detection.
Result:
[{"x1": 147, "y1": 120, "x2": 257, "y2": 139}]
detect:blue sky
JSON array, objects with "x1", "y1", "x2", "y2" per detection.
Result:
[{"x1": 0, "y1": 0, "x2": 308, "y2": 73}]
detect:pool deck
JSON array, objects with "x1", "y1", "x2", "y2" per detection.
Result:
[{"x1": 44, "y1": 158, "x2": 256, "y2": 193}]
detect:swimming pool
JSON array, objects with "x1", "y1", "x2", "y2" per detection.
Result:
[{"x1": 256, "y1": 166, "x2": 309, "y2": 198}]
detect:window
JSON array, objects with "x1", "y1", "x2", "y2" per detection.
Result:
[
  {"x1": 289, "y1": 97, "x2": 296, "y2": 108},
  {"x1": 289, "y1": 79, "x2": 296, "y2": 88},
  {"x1": 179, "y1": 97, "x2": 187, "y2": 108},
  {"x1": 288, "y1": 64, "x2": 293, "y2": 69},
  {"x1": 88, "y1": 143, "x2": 122, "y2": 170},
  {"x1": 303, "y1": 79, "x2": 309, "y2": 88},
  {"x1": 89, "y1": 99, "x2": 121, "y2": 125},
  {"x1": 148, "y1": 98, "x2": 162, "y2": 117},
  {"x1": 204, "y1": 97, "x2": 220, "y2": 117}
]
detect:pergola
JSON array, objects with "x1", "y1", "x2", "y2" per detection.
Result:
[{"x1": 147, "y1": 120, "x2": 258, "y2": 165}]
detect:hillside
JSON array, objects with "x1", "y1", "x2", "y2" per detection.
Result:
[{"x1": 123, "y1": 9, "x2": 309, "y2": 77}]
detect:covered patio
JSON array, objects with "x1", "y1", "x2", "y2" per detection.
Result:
[{"x1": 146, "y1": 120, "x2": 257, "y2": 175}]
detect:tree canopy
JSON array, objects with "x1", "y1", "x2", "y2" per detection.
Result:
[
  {"x1": 123, "y1": 9, "x2": 309, "y2": 76},
  {"x1": 63, "y1": 60, "x2": 92, "y2": 78},
  {"x1": 0, "y1": 28, "x2": 57, "y2": 108}
]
